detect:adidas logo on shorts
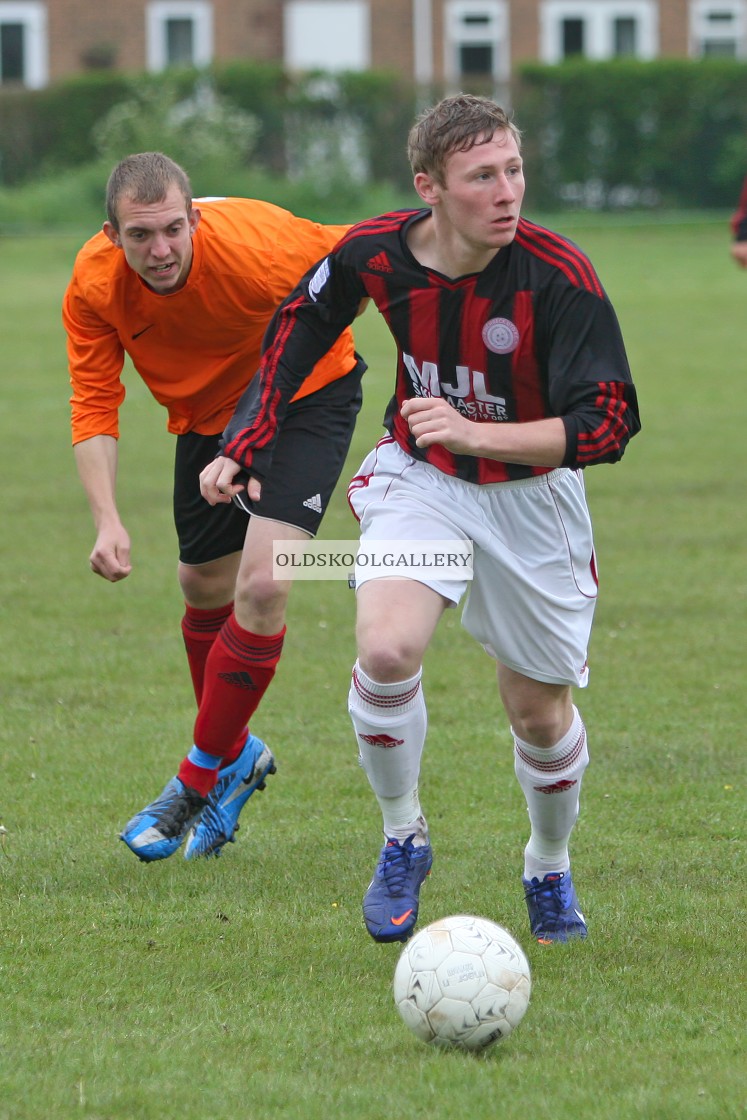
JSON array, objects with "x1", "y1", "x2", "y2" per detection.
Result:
[{"x1": 303, "y1": 493, "x2": 323, "y2": 513}]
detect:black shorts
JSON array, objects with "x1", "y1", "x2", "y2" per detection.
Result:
[{"x1": 174, "y1": 359, "x2": 365, "y2": 565}]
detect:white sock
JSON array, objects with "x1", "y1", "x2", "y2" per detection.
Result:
[
  {"x1": 513, "y1": 706, "x2": 589, "y2": 880},
  {"x1": 348, "y1": 661, "x2": 429, "y2": 844}
]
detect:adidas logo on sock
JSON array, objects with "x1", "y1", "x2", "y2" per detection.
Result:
[
  {"x1": 359, "y1": 733, "x2": 405, "y2": 747},
  {"x1": 218, "y1": 671, "x2": 258, "y2": 690},
  {"x1": 303, "y1": 493, "x2": 323, "y2": 513},
  {"x1": 533, "y1": 779, "x2": 578, "y2": 795}
]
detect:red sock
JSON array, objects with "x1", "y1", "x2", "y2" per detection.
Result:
[
  {"x1": 181, "y1": 602, "x2": 234, "y2": 704},
  {"x1": 191, "y1": 615, "x2": 286, "y2": 760},
  {"x1": 181, "y1": 602, "x2": 247, "y2": 769}
]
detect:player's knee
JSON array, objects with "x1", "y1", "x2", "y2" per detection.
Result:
[
  {"x1": 234, "y1": 568, "x2": 289, "y2": 622},
  {"x1": 499, "y1": 672, "x2": 573, "y2": 747},
  {"x1": 357, "y1": 634, "x2": 422, "y2": 684},
  {"x1": 510, "y1": 703, "x2": 573, "y2": 748},
  {"x1": 178, "y1": 560, "x2": 235, "y2": 609}
]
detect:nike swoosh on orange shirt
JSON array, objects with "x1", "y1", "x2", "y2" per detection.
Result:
[{"x1": 390, "y1": 909, "x2": 414, "y2": 926}]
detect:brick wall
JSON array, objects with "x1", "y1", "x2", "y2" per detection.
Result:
[
  {"x1": 48, "y1": 1, "x2": 149, "y2": 81},
  {"x1": 22, "y1": 1, "x2": 702, "y2": 89}
]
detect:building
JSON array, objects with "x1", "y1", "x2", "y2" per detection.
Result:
[{"x1": 2, "y1": 0, "x2": 746, "y2": 90}]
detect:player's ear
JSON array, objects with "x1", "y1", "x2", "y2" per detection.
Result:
[
  {"x1": 414, "y1": 172, "x2": 440, "y2": 207},
  {"x1": 189, "y1": 206, "x2": 201, "y2": 235},
  {"x1": 102, "y1": 221, "x2": 121, "y2": 248}
]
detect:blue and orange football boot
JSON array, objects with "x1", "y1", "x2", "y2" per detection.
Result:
[
  {"x1": 363, "y1": 834, "x2": 433, "y2": 943},
  {"x1": 523, "y1": 870, "x2": 588, "y2": 943}
]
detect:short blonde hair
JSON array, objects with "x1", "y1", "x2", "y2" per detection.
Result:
[{"x1": 106, "y1": 152, "x2": 192, "y2": 231}]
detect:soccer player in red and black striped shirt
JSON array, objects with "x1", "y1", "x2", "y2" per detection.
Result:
[
  {"x1": 203, "y1": 94, "x2": 641, "y2": 946},
  {"x1": 730, "y1": 173, "x2": 747, "y2": 269}
]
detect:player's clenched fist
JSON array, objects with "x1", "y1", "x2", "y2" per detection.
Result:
[{"x1": 401, "y1": 396, "x2": 478, "y2": 456}]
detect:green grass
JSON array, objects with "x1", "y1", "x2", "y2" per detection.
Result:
[{"x1": 0, "y1": 215, "x2": 745, "y2": 1120}]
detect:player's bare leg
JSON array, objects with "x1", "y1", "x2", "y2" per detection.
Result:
[
  {"x1": 179, "y1": 551, "x2": 241, "y2": 610},
  {"x1": 232, "y1": 515, "x2": 308, "y2": 635}
]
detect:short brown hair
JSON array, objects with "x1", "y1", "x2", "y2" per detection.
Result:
[
  {"x1": 407, "y1": 94, "x2": 521, "y2": 186},
  {"x1": 105, "y1": 152, "x2": 193, "y2": 231}
]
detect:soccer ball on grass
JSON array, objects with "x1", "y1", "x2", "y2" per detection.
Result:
[{"x1": 392, "y1": 914, "x2": 531, "y2": 1051}]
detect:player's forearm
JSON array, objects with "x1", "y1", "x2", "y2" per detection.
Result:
[
  {"x1": 469, "y1": 416, "x2": 567, "y2": 466},
  {"x1": 73, "y1": 434, "x2": 123, "y2": 529},
  {"x1": 402, "y1": 398, "x2": 567, "y2": 466}
]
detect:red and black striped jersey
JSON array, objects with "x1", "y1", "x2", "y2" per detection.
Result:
[
  {"x1": 224, "y1": 209, "x2": 640, "y2": 483},
  {"x1": 731, "y1": 174, "x2": 747, "y2": 241}
]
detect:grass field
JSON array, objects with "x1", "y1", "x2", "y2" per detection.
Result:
[{"x1": 0, "y1": 215, "x2": 745, "y2": 1120}]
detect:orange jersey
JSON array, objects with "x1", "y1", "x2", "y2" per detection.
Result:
[{"x1": 63, "y1": 196, "x2": 356, "y2": 444}]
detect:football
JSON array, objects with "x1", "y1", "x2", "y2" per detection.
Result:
[{"x1": 392, "y1": 914, "x2": 531, "y2": 1051}]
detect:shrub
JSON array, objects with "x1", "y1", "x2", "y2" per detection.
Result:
[
  {"x1": 91, "y1": 74, "x2": 259, "y2": 180},
  {"x1": 516, "y1": 58, "x2": 747, "y2": 210}
]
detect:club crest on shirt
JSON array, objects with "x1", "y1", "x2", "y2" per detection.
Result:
[{"x1": 482, "y1": 317, "x2": 519, "y2": 354}]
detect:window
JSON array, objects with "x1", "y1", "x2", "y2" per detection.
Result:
[
  {"x1": 444, "y1": 2, "x2": 509, "y2": 85},
  {"x1": 540, "y1": 1, "x2": 657, "y2": 62},
  {"x1": 461, "y1": 42, "x2": 493, "y2": 74},
  {"x1": 284, "y1": 1, "x2": 370, "y2": 72},
  {"x1": 690, "y1": 1, "x2": 746, "y2": 57},
  {"x1": 562, "y1": 18, "x2": 584, "y2": 56},
  {"x1": 146, "y1": 1, "x2": 213, "y2": 71},
  {"x1": 0, "y1": 22, "x2": 22, "y2": 80},
  {"x1": 613, "y1": 16, "x2": 637, "y2": 54},
  {"x1": 0, "y1": 1, "x2": 46, "y2": 87},
  {"x1": 166, "y1": 18, "x2": 194, "y2": 65}
]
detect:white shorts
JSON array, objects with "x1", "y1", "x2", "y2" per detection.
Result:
[{"x1": 347, "y1": 438, "x2": 598, "y2": 688}]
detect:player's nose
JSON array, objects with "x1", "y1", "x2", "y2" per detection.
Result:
[
  {"x1": 495, "y1": 173, "x2": 517, "y2": 202},
  {"x1": 150, "y1": 233, "x2": 171, "y2": 258}
]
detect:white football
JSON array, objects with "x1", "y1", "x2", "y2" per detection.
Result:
[{"x1": 392, "y1": 914, "x2": 531, "y2": 1051}]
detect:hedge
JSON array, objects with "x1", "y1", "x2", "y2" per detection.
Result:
[
  {"x1": 2, "y1": 59, "x2": 747, "y2": 209},
  {"x1": 515, "y1": 59, "x2": 747, "y2": 210}
]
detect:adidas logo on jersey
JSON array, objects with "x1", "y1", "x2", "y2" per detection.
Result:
[
  {"x1": 303, "y1": 493, "x2": 323, "y2": 513},
  {"x1": 366, "y1": 251, "x2": 393, "y2": 273}
]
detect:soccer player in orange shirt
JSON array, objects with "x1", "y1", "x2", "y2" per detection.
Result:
[{"x1": 63, "y1": 152, "x2": 365, "y2": 861}]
